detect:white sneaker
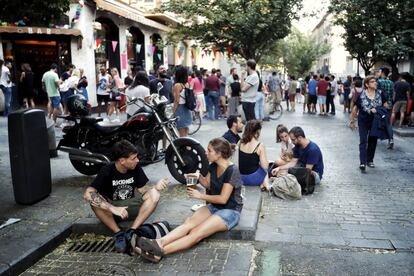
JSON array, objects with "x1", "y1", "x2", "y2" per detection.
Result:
[{"x1": 103, "y1": 117, "x2": 110, "y2": 122}]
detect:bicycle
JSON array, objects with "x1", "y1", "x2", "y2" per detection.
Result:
[
  {"x1": 189, "y1": 110, "x2": 202, "y2": 135},
  {"x1": 265, "y1": 93, "x2": 283, "y2": 120}
]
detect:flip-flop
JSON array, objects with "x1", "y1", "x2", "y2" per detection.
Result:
[
  {"x1": 132, "y1": 243, "x2": 162, "y2": 263},
  {"x1": 137, "y1": 237, "x2": 164, "y2": 256}
]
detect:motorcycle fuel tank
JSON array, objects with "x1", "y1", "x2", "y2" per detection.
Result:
[{"x1": 126, "y1": 112, "x2": 153, "y2": 130}]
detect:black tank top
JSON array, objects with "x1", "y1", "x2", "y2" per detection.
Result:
[{"x1": 238, "y1": 143, "x2": 261, "y2": 175}]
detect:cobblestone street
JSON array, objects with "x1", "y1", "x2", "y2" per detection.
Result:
[{"x1": 1, "y1": 106, "x2": 414, "y2": 275}]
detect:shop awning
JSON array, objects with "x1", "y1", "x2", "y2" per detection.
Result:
[
  {"x1": 0, "y1": 26, "x2": 82, "y2": 37},
  {"x1": 94, "y1": 0, "x2": 170, "y2": 32}
]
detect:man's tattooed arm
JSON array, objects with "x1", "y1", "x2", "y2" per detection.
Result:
[{"x1": 83, "y1": 187, "x2": 113, "y2": 211}]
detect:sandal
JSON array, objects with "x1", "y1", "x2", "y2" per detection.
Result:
[
  {"x1": 132, "y1": 243, "x2": 162, "y2": 263},
  {"x1": 138, "y1": 237, "x2": 164, "y2": 256}
]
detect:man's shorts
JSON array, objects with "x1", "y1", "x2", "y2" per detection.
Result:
[
  {"x1": 110, "y1": 196, "x2": 144, "y2": 222},
  {"x1": 317, "y1": 96, "x2": 326, "y2": 105},
  {"x1": 393, "y1": 100, "x2": 407, "y2": 114},
  {"x1": 97, "y1": 94, "x2": 110, "y2": 104},
  {"x1": 49, "y1": 96, "x2": 61, "y2": 109},
  {"x1": 308, "y1": 94, "x2": 317, "y2": 105},
  {"x1": 220, "y1": 95, "x2": 227, "y2": 107},
  {"x1": 207, "y1": 204, "x2": 240, "y2": 230}
]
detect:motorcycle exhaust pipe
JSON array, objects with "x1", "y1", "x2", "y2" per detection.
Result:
[{"x1": 59, "y1": 146, "x2": 110, "y2": 164}]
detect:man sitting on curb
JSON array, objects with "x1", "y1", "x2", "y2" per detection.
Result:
[
  {"x1": 83, "y1": 140, "x2": 169, "y2": 253},
  {"x1": 271, "y1": 126, "x2": 324, "y2": 185},
  {"x1": 222, "y1": 115, "x2": 244, "y2": 145}
]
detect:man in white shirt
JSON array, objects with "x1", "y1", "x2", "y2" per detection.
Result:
[
  {"x1": 0, "y1": 60, "x2": 12, "y2": 116},
  {"x1": 328, "y1": 75, "x2": 337, "y2": 115},
  {"x1": 240, "y1": 59, "x2": 259, "y2": 121}
]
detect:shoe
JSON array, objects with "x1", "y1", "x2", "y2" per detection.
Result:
[
  {"x1": 114, "y1": 231, "x2": 127, "y2": 253},
  {"x1": 388, "y1": 141, "x2": 394, "y2": 150},
  {"x1": 359, "y1": 164, "x2": 366, "y2": 171},
  {"x1": 367, "y1": 162, "x2": 375, "y2": 168},
  {"x1": 111, "y1": 118, "x2": 121, "y2": 123}
]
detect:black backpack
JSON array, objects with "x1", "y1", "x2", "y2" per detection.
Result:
[
  {"x1": 135, "y1": 221, "x2": 171, "y2": 239},
  {"x1": 180, "y1": 84, "x2": 197, "y2": 111},
  {"x1": 287, "y1": 167, "x2": 315, "y2": 195}
]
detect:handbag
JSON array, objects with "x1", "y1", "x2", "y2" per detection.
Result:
[{"x1": 287, "y1": 167, "x2": 315, "y2": 195}]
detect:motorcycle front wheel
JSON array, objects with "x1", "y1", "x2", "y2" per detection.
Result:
[
  {"x1": 69, "y1": 154, "x2": 103, "y2": 176},
  {"x1": 166, "y1": 143, "x2": 208, "y2": 184}
]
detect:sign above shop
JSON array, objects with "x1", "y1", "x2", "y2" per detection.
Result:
[{"x1": 0, "y1": 26, "x2": 82, "y2": 37}]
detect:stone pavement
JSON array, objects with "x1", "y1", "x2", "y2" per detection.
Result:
[{"x1": 1, "y1": 102, "x2": 414, "y2": 275}]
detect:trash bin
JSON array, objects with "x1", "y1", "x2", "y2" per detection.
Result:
[
  {"x1": 8, "y1": 109, "x2": 51, "y2": 205},
  {"x1": 46, "y1": 118, "x2": 58, "y2": 157}
]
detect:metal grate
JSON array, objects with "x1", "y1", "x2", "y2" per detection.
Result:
[{"x1": 67, "y1": 238, "x2": 116, "y2": 253}]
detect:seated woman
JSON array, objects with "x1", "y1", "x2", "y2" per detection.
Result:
[
  {"x1": 238, "y1": 120, "x2": 270, "y2": 191},
  {"x1": 131, "y1": 137, "x2": 243, "y2": 263},
  {"x1": 274, "y1": 124, "x2": 294, "y2": 166}
]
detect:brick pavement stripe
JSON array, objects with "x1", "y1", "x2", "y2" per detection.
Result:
[
  {"x1": 390, "y1": 240, "x2": 414, "y2": 250},
  {"x1": 301, "y1": 235, "x2": 346, "y2": 246},
  {"x1": 344, "y1": 238, "x2": 394, "y2": 250}
]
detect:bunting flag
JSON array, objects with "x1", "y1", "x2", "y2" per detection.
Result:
[
  {"x1": 135, "y1": 44, "x2": 142, "y2": 54},
  {"x1": 157, "y1": 53, "x2": 162, "y2": 60},
  {"x1": 111, "y1": 40, "x2": 118, "y2": 52},
  {"x1": 95, "y1": 38, "x2": 101, "y2": 49},
  {"x1": 177, "y1": 49, "x2": 182, "y2": 59},
  {"x1": 191, "y1": 50, "x2": 194, "y2": 60},
  {"x1": 212, "y1": 47, "x2": 217, "y2": 57},
  {"x1": 152, "y1": 46, "x2": 157, "y2": 55},
  {"x1": 180, "y1": 46, "x2": 185, "y2": 56},
  {"x1": 201, "y1": 53, "x2": 205, "y2": 59}
]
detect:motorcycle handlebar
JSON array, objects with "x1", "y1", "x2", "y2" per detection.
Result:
[{"x1": 118, "y1": 92, "x2": 154, "y2": 111}]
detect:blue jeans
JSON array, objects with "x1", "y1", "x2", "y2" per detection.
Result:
[
  {"x1": 255, "y1": 92, "x2": 264, "y2": 120},
  {"x1": 208, "y1": 91, "x2": 219, "y2": 120},
  {"x1": 1, "y1": 85, "x2": 12, "y2": 116},
  {"x1": 358, "y1": 116, "x2": 378, "y2": 164},
  {"x1": 207, "y1": 204, "x2": 240, "y2": 230}
]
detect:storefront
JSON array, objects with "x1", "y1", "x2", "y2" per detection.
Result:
[{"x1": 0, "y1": 26, "x2": 82, "y2": 105}]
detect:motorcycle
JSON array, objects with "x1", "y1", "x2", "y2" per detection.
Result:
[{"x1": 57, "y1": 93, "x2": 208, "y2": 184}]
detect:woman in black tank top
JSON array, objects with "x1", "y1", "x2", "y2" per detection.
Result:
[{"x1": 238, "y1": 120, "x2": 270, "y2": 190}]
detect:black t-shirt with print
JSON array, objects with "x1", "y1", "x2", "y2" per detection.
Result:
[{"x1": 90, "y1": 163, "x2": 149, "y2": 201}]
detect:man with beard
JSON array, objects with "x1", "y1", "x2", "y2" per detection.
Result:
[
  {"x1": 271, "y1": 126, "x2": 324, "y2": 185},
  {"x1": 83, "y1": 140, "x2": 169, "y2": 254},
  {"x1": 149, "y1": 65, "x2": 173, "y2": 103},
  {"x1": 222, "y1": 115, "x2": 244, "y2": 144}
]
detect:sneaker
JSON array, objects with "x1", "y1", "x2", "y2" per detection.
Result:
[
  {"x1": 114, "y1": 231, "x2": 127, "y2": 253},
  {"x1": 359, "y1": 164, "x2": 366, "y2": 171},
  {"x1": 367, "y1": 162, "x2": 375, "y2": 168},
  {"x1": 388, "y1": 140, "x2": 394, "y2": 150}
]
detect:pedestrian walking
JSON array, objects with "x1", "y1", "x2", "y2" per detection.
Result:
[
  {"x1": 288, "y1": 75, "x2": 298, "y2": 112},
  {"x1": 173, "y1": 66, "x2": 192, "y2": 137},
  {"x1": 255, "y1": 70, "x2": 265, "y2": 120},
  {"x1": 327, "y1": 75, "x2": 337, "y2": 115},
  {"x1": 0, "y1": 60, "x2": 12, "y2": 116},
  {"x1": 96, "y1": 66, "x2": 111, "y2": 117},
  {"x1": 228, "y1": 74, "x2": 241, "y2": 116},
  {"x1": 308, "y1": 75, "x2": 318, "y2": 113},
  {"x1": 42, "y1": 64, "x2": 62, "y2": 123},
  {"x1": 391, "y1": 73, "x2": 411, "y2": 128},
  {"x1": 125, "y1": 71, "x2": 150, "y2": 119},
  {"x1": 240, "y1": 59, "x2": 259, "y2": 121},
  {"x1": 349, "y1": 76, "x2": 388, "y2": 171},
  {"x1": 343, "y1": 75, "x2": 352, "y2": 113},
  {"x1": 377, "y1": 68, "x2": 394, "y2": 149},
  {"x1": 108, "y1": 68, "x2": 124, "y2": 122},
  {"x1": 217, "y1": 69, "x2": 227, "y2": 118},
  {"x1": 303, "y1": 75, "x2": 310, "y2": 113},
  {"x1": 191, "y1": 70, "x2": 206, "y2": 119},
  {"x1": 149, "y1": 65, "x2": 174, "y2": 103},
  {"x1": 268, "y1": 71, "x2": 282, "y2": 113},
  {"x1": 205, "y1": 69, "x2": 220, "y2": 120},
  {"x1": 316, "y1": 75, "x2": 329, "y2": 116},
  {"x1": 19, "y1": 63, "x2": 35, "y2": 109}
]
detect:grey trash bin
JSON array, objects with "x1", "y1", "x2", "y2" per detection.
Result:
[
  {"x1": 46, "y1": 118, "x2": 58, "y2": 157},
  {"x1": 8, "y1": 109, "x2": 51, "y2": 205}
]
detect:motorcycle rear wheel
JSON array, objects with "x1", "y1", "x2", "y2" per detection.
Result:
[
  {"x1": 69, "y1": 154, "x2": 103, "y2": 176},
  {"x1": 166, "y1": 143, "x2": 208, "y2": 184}
]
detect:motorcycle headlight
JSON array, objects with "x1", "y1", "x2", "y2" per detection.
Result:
[{"x1": 164, "y1": 104, "x2": 174, "y2": 119}]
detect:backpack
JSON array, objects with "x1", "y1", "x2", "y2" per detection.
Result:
[
  {"x1": 135, "y1": 221, "x2": 171, "y2": 239},
  {"x1": 270, "y1": 174, "x2": 302, "y2": 200},
  {"x1": 287, "y1": 167, "x2": 315, "y2": 195},
  {"x1": 181, "y1": 84, "x2": 197, "y2": 111}
]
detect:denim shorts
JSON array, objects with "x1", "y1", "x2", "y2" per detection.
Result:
[
  {"x1": 317, "y1": 96, "x2": 326, "y2": 104},
  {"x1": 240, "y1": 167, "x2": 267, "y2": 186},
  {"x1": 207, "y1": 204, "x2": 241, "y2": 230},
  {"x1": 50, "y1": 96, "x2": 61, "y2": 108}
]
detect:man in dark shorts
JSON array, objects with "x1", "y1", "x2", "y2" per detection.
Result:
[{"x1": 83, "y1": 140, "x2": 169, "y2": 253}]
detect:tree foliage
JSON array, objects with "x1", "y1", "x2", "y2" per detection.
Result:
[
  {"x1": 0, "y1": 0, "x2": 71, "y2": 26},
  {"x1": 261, "y1": 29, "x2": 330, "y2": 77},
  {"x1": 329, "y1": 0, "x2": 414, "y2": 76},
  {"x1": 161, "y1": 0, "x2": 302, "y2": 62}
]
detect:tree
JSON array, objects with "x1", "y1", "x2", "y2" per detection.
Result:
[
  {"x1": 161, "y1": 0, "x2": 302, "y2": 62},
  {"x1": 329, "y1": 0, "x2": 414, "y2": 77},
  {"x1": 261, "y1": 29, "x2": 330, "y2": 77},
  {"x1": 0, "y1": 0, "x2": 71, "y2": 26}
]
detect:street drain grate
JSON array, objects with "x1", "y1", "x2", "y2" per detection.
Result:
[{"x1": 67, "y1": 238, "x2": 116, "y2": 253}]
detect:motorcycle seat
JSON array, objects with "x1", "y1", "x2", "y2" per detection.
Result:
[
  {"x1": 81, "y1": 116, "x2": 104, "y2": 125},
  {"x1": 95, "y1": 122, "x2": 123, "y2": 133}
]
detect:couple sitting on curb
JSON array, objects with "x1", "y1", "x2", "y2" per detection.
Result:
[
  {"x1": 222, "y1": 116, "x2": 324, "y2": 190},
  {"x1": 84, "y1": 138, "x2": 243, "y2": 263}
]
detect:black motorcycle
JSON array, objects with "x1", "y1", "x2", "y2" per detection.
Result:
[{"x1": 57, "y1": 93, "x2": 208, "y2": 184}]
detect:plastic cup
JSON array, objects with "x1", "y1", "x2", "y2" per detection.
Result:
[{"x1": 186, "y1": 175, "x2": 198, "y2": 189}]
